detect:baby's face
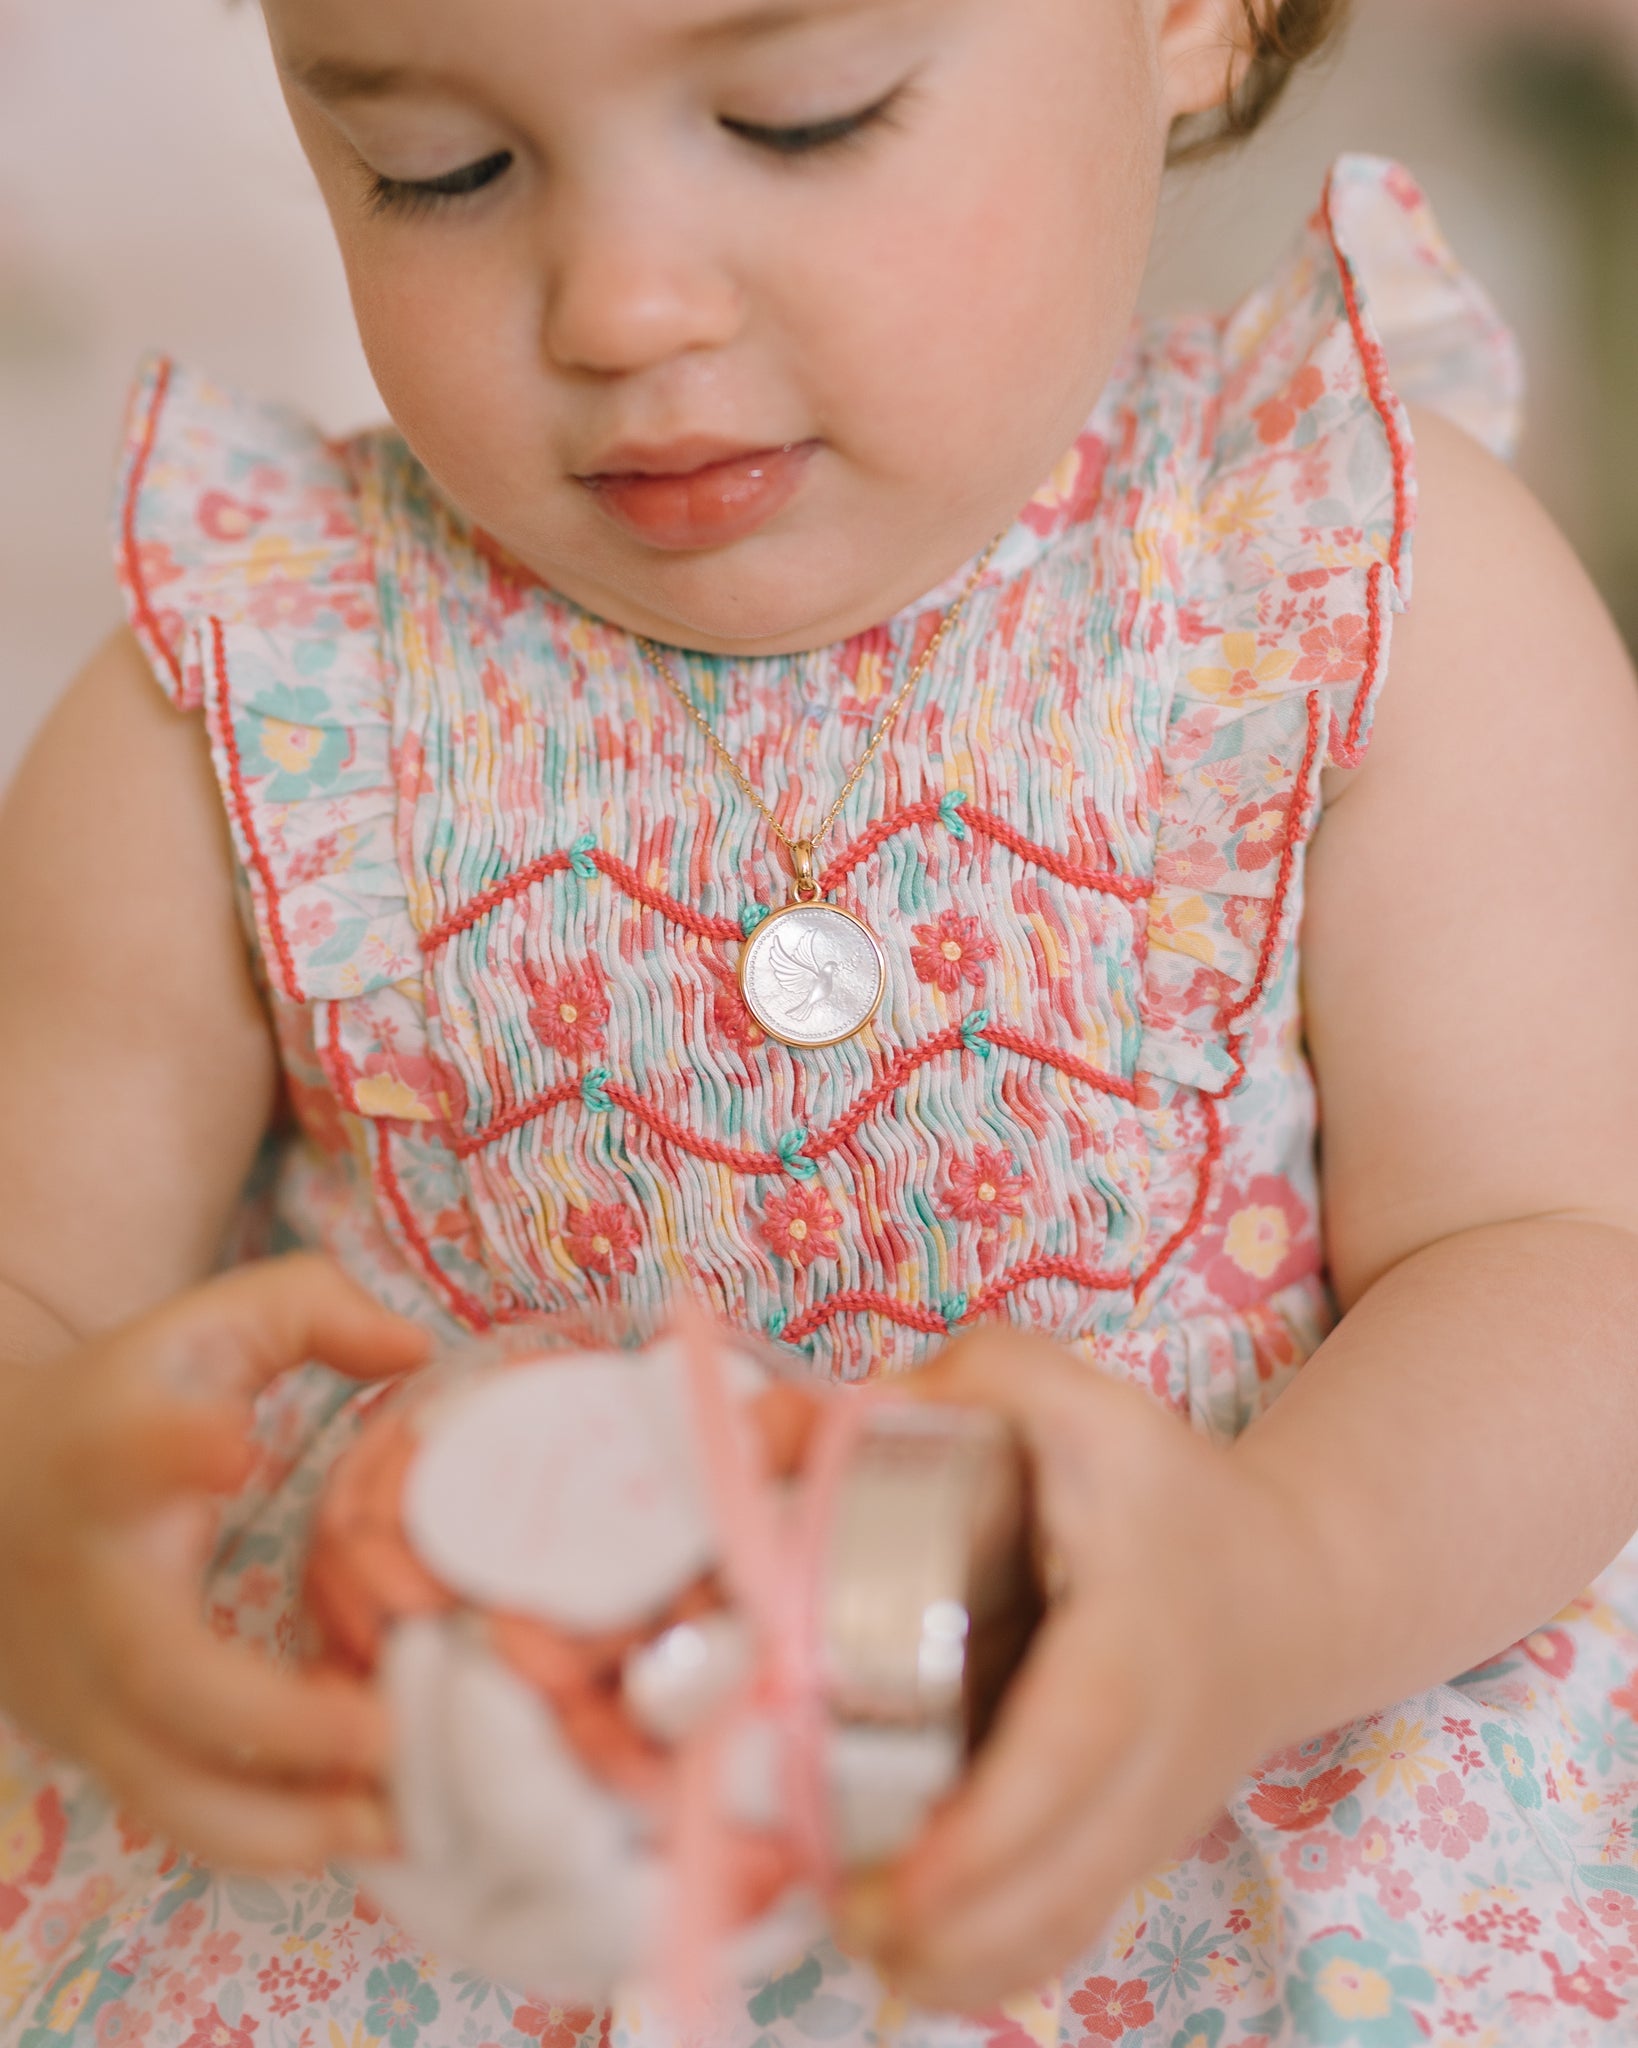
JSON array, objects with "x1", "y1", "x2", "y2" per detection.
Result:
[{"x1": 268, "y1": 0, "x2": 1234, "y2": 655}]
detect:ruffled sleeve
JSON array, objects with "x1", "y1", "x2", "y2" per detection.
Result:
[
  {"x1": 111, "y1": 355, "x2": 421, "y2": 1008},
  {"x1": 1137, "y1": 154, "x2": 1522, "y2": 1097}
]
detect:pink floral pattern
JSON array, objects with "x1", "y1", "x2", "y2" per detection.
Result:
[
  {"x1": 526, "y1": 960, "x2": 610, "y2": 1063},
  {"x1": 909, "y1": 910, "x2": 999, "y2": 994},
  {"x1": 758, "y1": 1187, "x2": 844, "y2": 1270},
  {"x1": 561, "y1": 1203, "x2": 641, "y2": 1277}
]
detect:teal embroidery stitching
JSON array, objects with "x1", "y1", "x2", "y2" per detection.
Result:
[
  {"x1": 580, "y1": 1068, "x2": 613, "y2": 1114},
  {"x1": 940, "y1": 1292, "x2": 970, "y2": 1329},
  {"x1": 939, "y1": 790, "x2": 971, "y2": 842},
  {"x1": 776, "y1": 1130, "x2": 818, "y2": 1181},
  {"x1": 961, "y1": 1008, "x2": 994, "y2": 1058},
  {"x1": 740, "y1": 903, "x2": 772, "y2": 937},
  {"x1": 569, "y1": 833, "x2": 599, "y2": 881}
]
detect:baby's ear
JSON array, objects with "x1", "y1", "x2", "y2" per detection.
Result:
[{"x1": 1154, "y1": 0, "x2": 1258, "y2": 121}]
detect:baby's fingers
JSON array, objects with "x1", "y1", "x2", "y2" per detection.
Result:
[
  {"x1": 90, "y1": 1556, "x2": 389, "y2": 1787},
  {"x1": 65, "y1": 1401, "x2": 252, "y2": 1522},
  {"x1": 134, "y1": 1254, "x2": 431, "y2": 1409},
  {"x1": 86, "y1": 1715, "x2": 394, "y2": 1876},
  {"x1": 891, "y1": 1609, "x2": 1141, "y2": 1931},
  {"x1": 881, "y1": 1775, "x2": 1154, "y2": 2012}
]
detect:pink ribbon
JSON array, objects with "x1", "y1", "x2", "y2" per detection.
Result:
[{"x1": 661, "y1": 1299, "x2": 886, "y2": 2024}]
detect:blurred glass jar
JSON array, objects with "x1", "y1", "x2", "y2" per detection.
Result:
[{"x1": 301, "y1": 1313, "x2": 1043, "y2": 2000}]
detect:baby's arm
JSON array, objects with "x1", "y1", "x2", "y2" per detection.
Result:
[
  {"x1": 0, "y1": 627, "x2": 275, "y2": 1348},
  {"x1": 0, "y1": 631, "x2": 424, "y2": 1867},
  {"x1": 1235, "y1": 403, "x2": 1638, "y2": 1727},
  {"x1": 857, "y1": 411, "x2": 1638, "y2": 2008}
]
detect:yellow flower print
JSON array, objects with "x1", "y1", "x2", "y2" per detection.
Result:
[
  {"x1": 260, "y1": 719, "x2": 324, "y2": 775},
  {"x1": 1149, "y1": 893, "x2": 1216, "y2": 966},
  {"x1": 1205, "y1": 476, "x2": 1278, "y2": 540},
  {"x1": 850, "y1": 647, "x2": 890, "y2": 708},
  {"x1": 999, "y1": 1981, "x2": 1061, "y2": 2048},
  {"x1": 0, "y1": 1940, "x2": 32, "y2": 2023},
  {"x1": 1028, "y1": 443, "x2": 1084, "y2": 514},
  {"x1": 1232, "y1": 1873, "x2": 1277, "y2": 1948},
  {"x1": 245, "y1": 532, "x2": 327, "y2": 585},
  {"x1": 1315, "y1": 1955, "x2": 1394, "y2": 2021},
  {"x1": 0, "y1": 1803, "x2": 42, "y2": 1886},
  {"x1": 1355, "y1": 1716, "x2": 1436, "y2": 1796},
  {"x1": 1123, "y1": 1872, "x2": 1176, "y2": 1917},
  {"x1": 44, "y1": 1966, "x2": 98, "y2": 2033},
  {"x1": 1189, "y1": 633, "x2": 1298, "y2": 706},
  {"x1": 351, "y1": 1074, "x2": 435, "y2": 1121},
  {"x1": 328, "y1": 2023, "x2": 385, "y2": 2048},
  {"x1": 1224, "y1": 1202, "x2": 1294, "y2": 1282}
]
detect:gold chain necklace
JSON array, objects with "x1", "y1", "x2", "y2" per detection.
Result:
[{"x1": 638, "y1": 539, "x2": 1000, "y2": 1050}]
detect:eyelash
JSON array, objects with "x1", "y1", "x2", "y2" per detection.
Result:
[
  {"x1": 722, "y1": 88, "x2": 904, "y2": 158},
  {"x1": 369, "y1": 150, "x2": 515, "y2": 218},
  {"x1": 366, "y1": 89, "x2": 904, "y2": 215}
]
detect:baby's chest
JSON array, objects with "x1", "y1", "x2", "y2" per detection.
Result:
[{"x1": 326, "y1": 602, "x2": 1208, "y2": 1372}]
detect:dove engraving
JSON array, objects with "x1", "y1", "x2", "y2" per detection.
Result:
[{"x1": 768, "y1": 924, "x2": 847, "y2": 1022}]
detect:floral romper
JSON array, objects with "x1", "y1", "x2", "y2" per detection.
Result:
[{"x1": 4, "y1": 155, "x2": 1638, "y2": 2048}]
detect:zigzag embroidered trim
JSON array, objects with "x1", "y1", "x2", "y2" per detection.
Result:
[
  {"x1": 449, "y1": 1014, "x2": 1138, "y2": 1163},
  {"x1": 416, "y1": 797, "x2": 1148, "y2": 957}
]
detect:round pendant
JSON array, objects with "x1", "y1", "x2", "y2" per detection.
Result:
[{"x1": 739, "y1": 900, "x2": 886, "y2": 1049}]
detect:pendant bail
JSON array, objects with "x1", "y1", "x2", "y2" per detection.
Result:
[{"x1": 789, "y1": 839, "x2": 820, "y2": 902}]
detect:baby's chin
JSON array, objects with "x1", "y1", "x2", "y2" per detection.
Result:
[{"x1": 496, "y1": 517, "x2": 1002, "y2": 658}]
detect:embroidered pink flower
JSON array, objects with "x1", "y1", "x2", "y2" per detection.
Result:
[
  {"x1": 910, "y1": 910, "x2": 999, "y2": 994},
  {"x1": 942, "y1": 1146, "x2": 1029, "y2": 1228},
  {"x1": 1416, "y1": 1772, "x2": 1490, "y2": 1858},
  {"x1": 1067, "y1": 1977, "x2": 1155, "y2": 2041},
  {"x1": 704, "y1": 957, "x2": 766, "y2": 1052},
  {"x1": 1291, "y1": 613, "x2": 1369, "y2": 685},
  {"x1": 759, "y1": 1186, "x2": 844, "y2": 1270},
  {"x1": 562, "y1": 1202, "x2": 641, "y2": 1277},
  {"x1": 528, "y1": 960, "x2": 610, "y2": 1061}
]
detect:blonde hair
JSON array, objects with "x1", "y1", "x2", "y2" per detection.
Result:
[{"x1": 1173, "y1": 0, "x2": 1353, "y2": 159}]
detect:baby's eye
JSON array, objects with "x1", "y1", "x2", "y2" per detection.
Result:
[
  {"x1": 368, "y1": 151, "x2": 515, "y2": 218},
  {"x1": 721, "y1": 89, "x2": 903, "y2": 159}
]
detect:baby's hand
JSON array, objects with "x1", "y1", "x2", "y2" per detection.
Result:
[
  {"x1": 845, "y1": 1330, "x2": 1305, "y2": 2011},
  {"x1": 0, "y1": 1255, "x2": 429, "y2": 1873}
]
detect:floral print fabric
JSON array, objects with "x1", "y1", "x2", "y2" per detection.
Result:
[{"x1": 8, "y1": 155, "x2": 1634, "y2": 2046}]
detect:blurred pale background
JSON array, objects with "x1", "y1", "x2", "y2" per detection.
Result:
[{"x1": 3, "y1": 0, "x2": 1636, "y2": 788}]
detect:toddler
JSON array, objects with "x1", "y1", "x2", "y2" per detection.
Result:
[{"x1": 3, "y1": 0, "x2": 1638, "y2": 2041}]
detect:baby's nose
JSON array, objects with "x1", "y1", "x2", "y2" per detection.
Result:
[{"x1": 542, "y1": 194, "x2": 746, "y2": 377}]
